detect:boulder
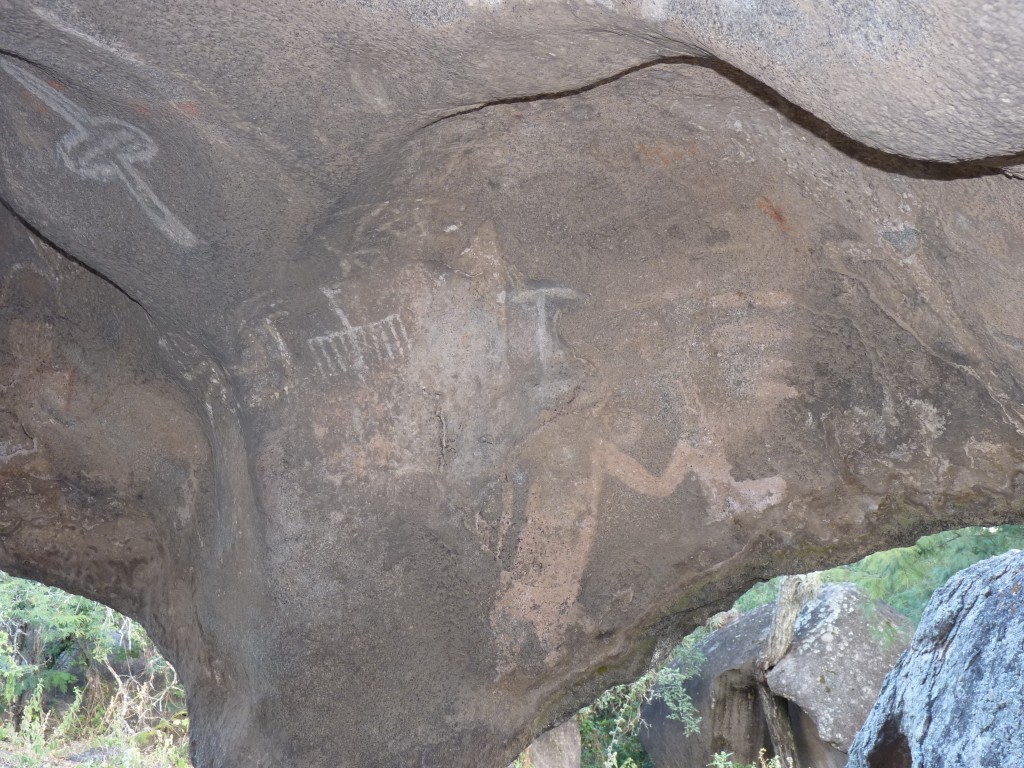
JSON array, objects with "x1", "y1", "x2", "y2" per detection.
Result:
[
  {"x1": 848, "y1": 550, "x2": 1024, "y2": 768},
  {"x1": 641, "y1": 584, "x2": 912, "y2": 768},
  {"x1": 516, "y1": 718, "x2": 581, "y2": 768},
  {"x1": 766, "y1": 583, "x2": 912, "y2": 752},
  {"x1": 642, "y1": 605, "x2": 775, "y2": 768}
]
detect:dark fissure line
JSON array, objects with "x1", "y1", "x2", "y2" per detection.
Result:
[
  {"x1": 0, "y1": 48, "x2": 52, "y2": 72},
  {"x1": 417, "y1": 50, "x2": 1006, "y2": 180},
  {"x1": 417, "y1": 55, "x2": 696, "y2": 130},
  {"x1": 0, "y1": 195, "x2": 154, "y2": 322}
]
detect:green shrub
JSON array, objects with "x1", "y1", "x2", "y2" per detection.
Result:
[
  {"x1": 0, "y1": 571, "x2": 188, "y2": 767},
  {"x1": 709, "y1": 749, "x2": 794, "y2": 768},
  {"x1": 732, "y1": 526, "x2": 1024, "y2": 625},
  {"x1": 578, "y1": 631, "x2": 706, "y2": 768}
]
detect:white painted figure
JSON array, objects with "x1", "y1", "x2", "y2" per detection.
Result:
[
  {"x1": 306, "y1": 286, "x2": 410, "y2": 380},
  {"x1": 0, "y1": 59, "x2": 197, "y2": 248},
  {"x1": 511, "y1": 284, "x2": 585, "y2": 375}
]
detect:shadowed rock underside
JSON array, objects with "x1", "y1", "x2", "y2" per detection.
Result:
[{"x1": 3, "y1": 1, "x2": 1024, "y2": 765}]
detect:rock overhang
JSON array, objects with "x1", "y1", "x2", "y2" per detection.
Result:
[{"x1": 2, "y1": 2, "x2": 1024, "y2": 766}]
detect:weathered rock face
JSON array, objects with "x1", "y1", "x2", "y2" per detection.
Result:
[
  {"x1": 848, "y1": 550, "x2": 1024, "y2": 768},
  {"x1": 516, "y1": 718, "x2": 581, "y2": 768},
  {"x1": 642, "y1": 604, "x2": 774, "y2": 767},
  {"x1": 640, "y1": 584, "x2": 911, "y2": 768},
  {"x1": 4, "y1": 2, "x2": 1024, "y2": 766},
  {"x1": 766, "y1": 584, "x2": 912, "y2": 752}
]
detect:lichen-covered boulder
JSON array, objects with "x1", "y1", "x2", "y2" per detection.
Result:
[
  {"x1": 848, "y1": 550, "x2": 1024, "y2": 768},
  {"x1": 766, "y1": 583, "x2": 912, "y2": 751}
]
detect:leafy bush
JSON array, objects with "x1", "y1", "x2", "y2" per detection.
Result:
[
  {"x1": 0, "y1": 576, "x2": 117, "y2": 715},
  {"x1": 732, "y1": 526, "x2": 1024, "y2": 625},
  {"x1": 578, "y1": 631, "x2": 706, "y2": 768},
  {"x1": 709, "y1": 749, "x2": 793, "y2": 768},
  {"x1": 821, "y1": 526, "x2": 1024, "y2": 623},
  {"x1": 0, "y1": 571, "x2": 188, "y2": 767}
]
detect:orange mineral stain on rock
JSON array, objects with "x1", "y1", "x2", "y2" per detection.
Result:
[
  {"x1": 64, "y1": 367, "x2": 77, "y2": 411},
  {"x1": 637, "y1": 140, "x2": 698, "y2": 166},
  {"x1": 757, "y1": 196, "x2": 792, "y2": 234},
  {"x1": 173, "y1": 101, "x2": 200, "y2": 118},
  {"x1": 19, "y1": 89, "x2": 50, "y2": 115}
]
